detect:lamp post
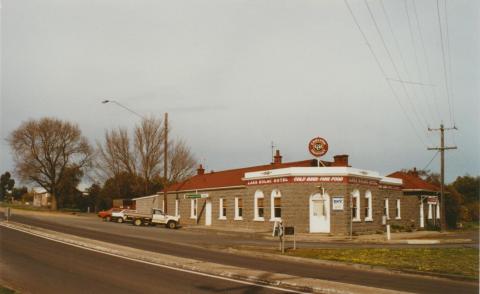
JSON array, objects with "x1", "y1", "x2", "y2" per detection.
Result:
[
  {"x1": 101, "y1": 99, "x2": 169, "y2": 213},
  {"x1": 101, "y1": 99, "x2": 145, "y2": 119}
]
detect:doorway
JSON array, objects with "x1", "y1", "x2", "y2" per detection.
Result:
[
  {"x1": 205, "y1": 200, "x2": 212, "y2": 226},
  {"x1": 309, "y1": 193, "x2": 330, "y2": 233}
]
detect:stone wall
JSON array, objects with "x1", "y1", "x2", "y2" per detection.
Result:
[{"x1": 135, "y1": 182, "x2": 424, "y2": 235}]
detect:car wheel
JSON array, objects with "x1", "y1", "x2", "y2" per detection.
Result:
[
  {"x1": 167, "y1": 221, "x2": 177, "y2": 229},
  {"x1": 106, "y1": 216, "x2": 111, "y2": 222},
  {"x1": 117, "y1": 218, "x2": 124, "y2": 223},
  {"x1": 133, "y1": 219, "x2": 142, "y2": 226}
]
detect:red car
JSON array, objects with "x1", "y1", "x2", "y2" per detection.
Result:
[{"x1": 97, "y1": 208, "x2": 121, "y2": 222}]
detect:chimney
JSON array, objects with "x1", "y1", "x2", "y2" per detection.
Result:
[
  {"x1": 273, "y1": 150, "x2": 282, "y2": 164},
  {"x1": 197, "y1": 164, "x2": 205, "y2": 175},
  {"x1": 333, "y1": 154, "x2": 349, "y2": 167},
  {"x1": 409, "y1": 167, "x2": 419, "y2": 177}
]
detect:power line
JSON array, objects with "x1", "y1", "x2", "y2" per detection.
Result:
[
  {"x1": 436, "y1": 0, "x2": 455, "y2": 126},
  {"x1": 363, "y1": 0, "x2": 431, "y2": 134},
  {"x1": 411, "y1": 0, "x2": 443, "y2": 123},
  {"x1": 403, "y1": 0, "x2": 437, "y2": 126},
  {"x1": 444, "y1": 0, "x2": 457, "y2": 127},
  {"x1": 421, "y1": 150, "x2": 439, "y2": 171},
  {"x1": 344, "y1": 0, "x2": 429, "y2": 147}
]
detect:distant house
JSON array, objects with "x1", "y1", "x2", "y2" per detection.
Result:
[{"x1": 32, "y1": 187, "x2": 51, "y2": 208}]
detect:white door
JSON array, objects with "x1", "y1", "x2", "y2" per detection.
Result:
[
  {"x1": 309, "y1": 193, "x2": 330, "y2": 233},
  {"x1": 205, "y1": 200, "x2": 212, "y2": 226}
]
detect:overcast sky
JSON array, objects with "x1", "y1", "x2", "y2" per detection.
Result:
[{"x1": 1, "y1": 0, "x2": 478, "y2": 185}]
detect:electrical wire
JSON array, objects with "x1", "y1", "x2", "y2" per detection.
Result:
[
  {"x1": 403, "y1": 0, "x2": 437, "y2": 126},
  {"x1": 422, "y1": 150, "x2": 439, "y2": 171},
  {"x1": 412, "y1": 0, "x2": 443, "y2": 123},
  {"x1": 436, "y1": 0, "x2": 455, "y2": 126},
  {"x1": 344, "y1": 0, "x2": 429, "y2": 147},
  {"x1": 364, "y1": 0, "x2": 431, "y2": 134}
]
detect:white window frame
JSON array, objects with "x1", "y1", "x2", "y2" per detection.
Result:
[
  {"x1": 352, "y1": 190, "x2": 361, "y2": 222},
  {"x1": 395, "y1": 199, "x2": 401, "y2": 219},
  {"x1": 234, "y1": 197, "x2": 243, "y2": 220},
  {"x1": 384, "y1": 198, "x2": 390, "y2": 220},
  {"x1": 364, "y1": 190, "x2": 373, "y2": 221},
  {"x1": 219, "y1": 198, "x2": 227, "y2": 220},
  {"x1": 270, "y1": 189, "x2": 282, "y2": 221},
  {"x1": 254, "y1": 190, "x2": 265, "y2": 221},
  {"x1": 175, "y1": 199, "x2": 179, "y2": 217},
  {"x1": 190, "y1": 199, "x2": 197, "y2": 219}
]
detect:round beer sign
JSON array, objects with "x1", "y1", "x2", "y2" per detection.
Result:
[{"x1": 308, "y1": 137, "x2": 328, "y2": 157}]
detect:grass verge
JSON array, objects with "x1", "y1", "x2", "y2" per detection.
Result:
[
  {"x1": 0, "y1": 286, "x2": 15, "y2": 294},
  {"x1": 286, "y1": 248, "x2": 479, "y2": 280}
]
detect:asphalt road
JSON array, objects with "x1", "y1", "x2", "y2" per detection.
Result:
[
  {"x1": 3, "y1": 212, "x2": 478, "y2": 294},
  {"x1": 0, "y1": 226, "x2": 290, "y2": 294}
]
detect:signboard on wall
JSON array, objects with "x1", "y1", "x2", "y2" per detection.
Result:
[
  {"x1": 427, "y1": 196, "x2": 438, "y2": 204},
  {"x1": 332, "y1": 197, "x2": 344, "y2": 210}
]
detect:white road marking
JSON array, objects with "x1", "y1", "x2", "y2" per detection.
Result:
[{"x1": 1, "y1": 223, "x2": 308, "y2": 294}]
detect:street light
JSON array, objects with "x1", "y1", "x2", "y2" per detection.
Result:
[{"x1": 102, "y1": 99, "x2": 145, "y2": 119}]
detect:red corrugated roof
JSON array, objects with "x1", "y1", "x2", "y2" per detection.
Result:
[
  {"x1": 166, "y1": 159, "x2": 319, "y2": 192},
  {"x1": 387, "y1": 171, "x2": 439, "y2": 192}
]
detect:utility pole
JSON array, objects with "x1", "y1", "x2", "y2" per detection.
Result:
[
  {"x1": 427, "y1": 123, "x2": 457, "y2": 231},
  {"x1": 164, "y1": 112, "x2": 168, "y2": 213}
]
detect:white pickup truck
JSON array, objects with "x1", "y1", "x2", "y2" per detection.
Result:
[
  {"x1": 125, "y1": 208, "x2": 180, "y2": 229},
  {"x1": 111, "y1": 209, "x2": 133, "y2": 223}
]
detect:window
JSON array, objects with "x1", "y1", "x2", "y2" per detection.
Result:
[
  {"x1": 235, "y1": 197, "x2": 243, "y2": 220},
  {"x1": 254, "y1": 190, "x2": 265, "y2": 221},
  {"x1": 384, "y1": 198, "x2": 390, "y2": 219},
  {"x1": 364, "y1": 190, "x2": 373, "y2": 221},
  {"x1": 190, "y1": 199, "x2": 197, "y2": 219},
  {"x1": 395, "y1": 199, "x2": 401, "y2": 219},
  {"x1": 270, "y1": 189, "x2": 282, "y2": 220},
  {"x1": 219, "y1": 198, "x2": 227, "y2": 219},
  {"x1": 352, "y1": 190, "x2": 361, "y2": 221}
]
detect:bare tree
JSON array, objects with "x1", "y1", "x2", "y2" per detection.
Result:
[
  {"x1": 96, "y1": 117, "x2": 197, "y2": 195},
  {"x1": 96, "y1": 127, "x2": 136, "y2": 179},
  {"x1": 168, "y1": 139, "x2": 196, "y2": 183},
  {"x1": 8, "y1": 118, "x2": 92, "y2": 210},
  {"x1": 134, "y1": 117, "x2": 165, "y2": 193}
]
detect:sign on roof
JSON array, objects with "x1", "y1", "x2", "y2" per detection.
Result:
[
  {"x1": 184, "y1": 193, "x2": 209, "y2": 199},
  {"x1": 308, "y1": 137, "x2": 328, "y2": 157}
]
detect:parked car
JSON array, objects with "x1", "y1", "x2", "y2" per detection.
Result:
[
  {"x1": 125, "y1": 208, "x2": 180, "y2": 229},
  {"x1": 98, "y1": 208, "x2": 122, "y2": 222}
]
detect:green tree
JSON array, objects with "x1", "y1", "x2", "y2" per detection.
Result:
[
  {"x1": 0, "y1": 172, "x2": 15, "y2": 201},
  {"x1": 12, "y1": 186, "x2": 28, "y2": 201},
  {"x1": 451, "y1": 175, "x2": 479, "y2": 222},
  {"x1": 56, "y1": 167, "x2": 84, "y2": 209}
]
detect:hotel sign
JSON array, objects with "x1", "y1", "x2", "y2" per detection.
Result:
[
  {"x1": 246, "y1": 176, "x2": 345, "y2": 186},
  {"x1": 308, "y1": 137, "x2": 328, "y2": 157}
]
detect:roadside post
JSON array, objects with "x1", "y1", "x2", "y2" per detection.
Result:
[
  {"x1": 272, "y1": 221, "x2": 285, "y2": 253},
  {"x1": 5, "y1": 207, "x2": 11, "y2": 221},
  {"x1": 382, "y1": 215, "x2": 391, "y2": 241}
]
